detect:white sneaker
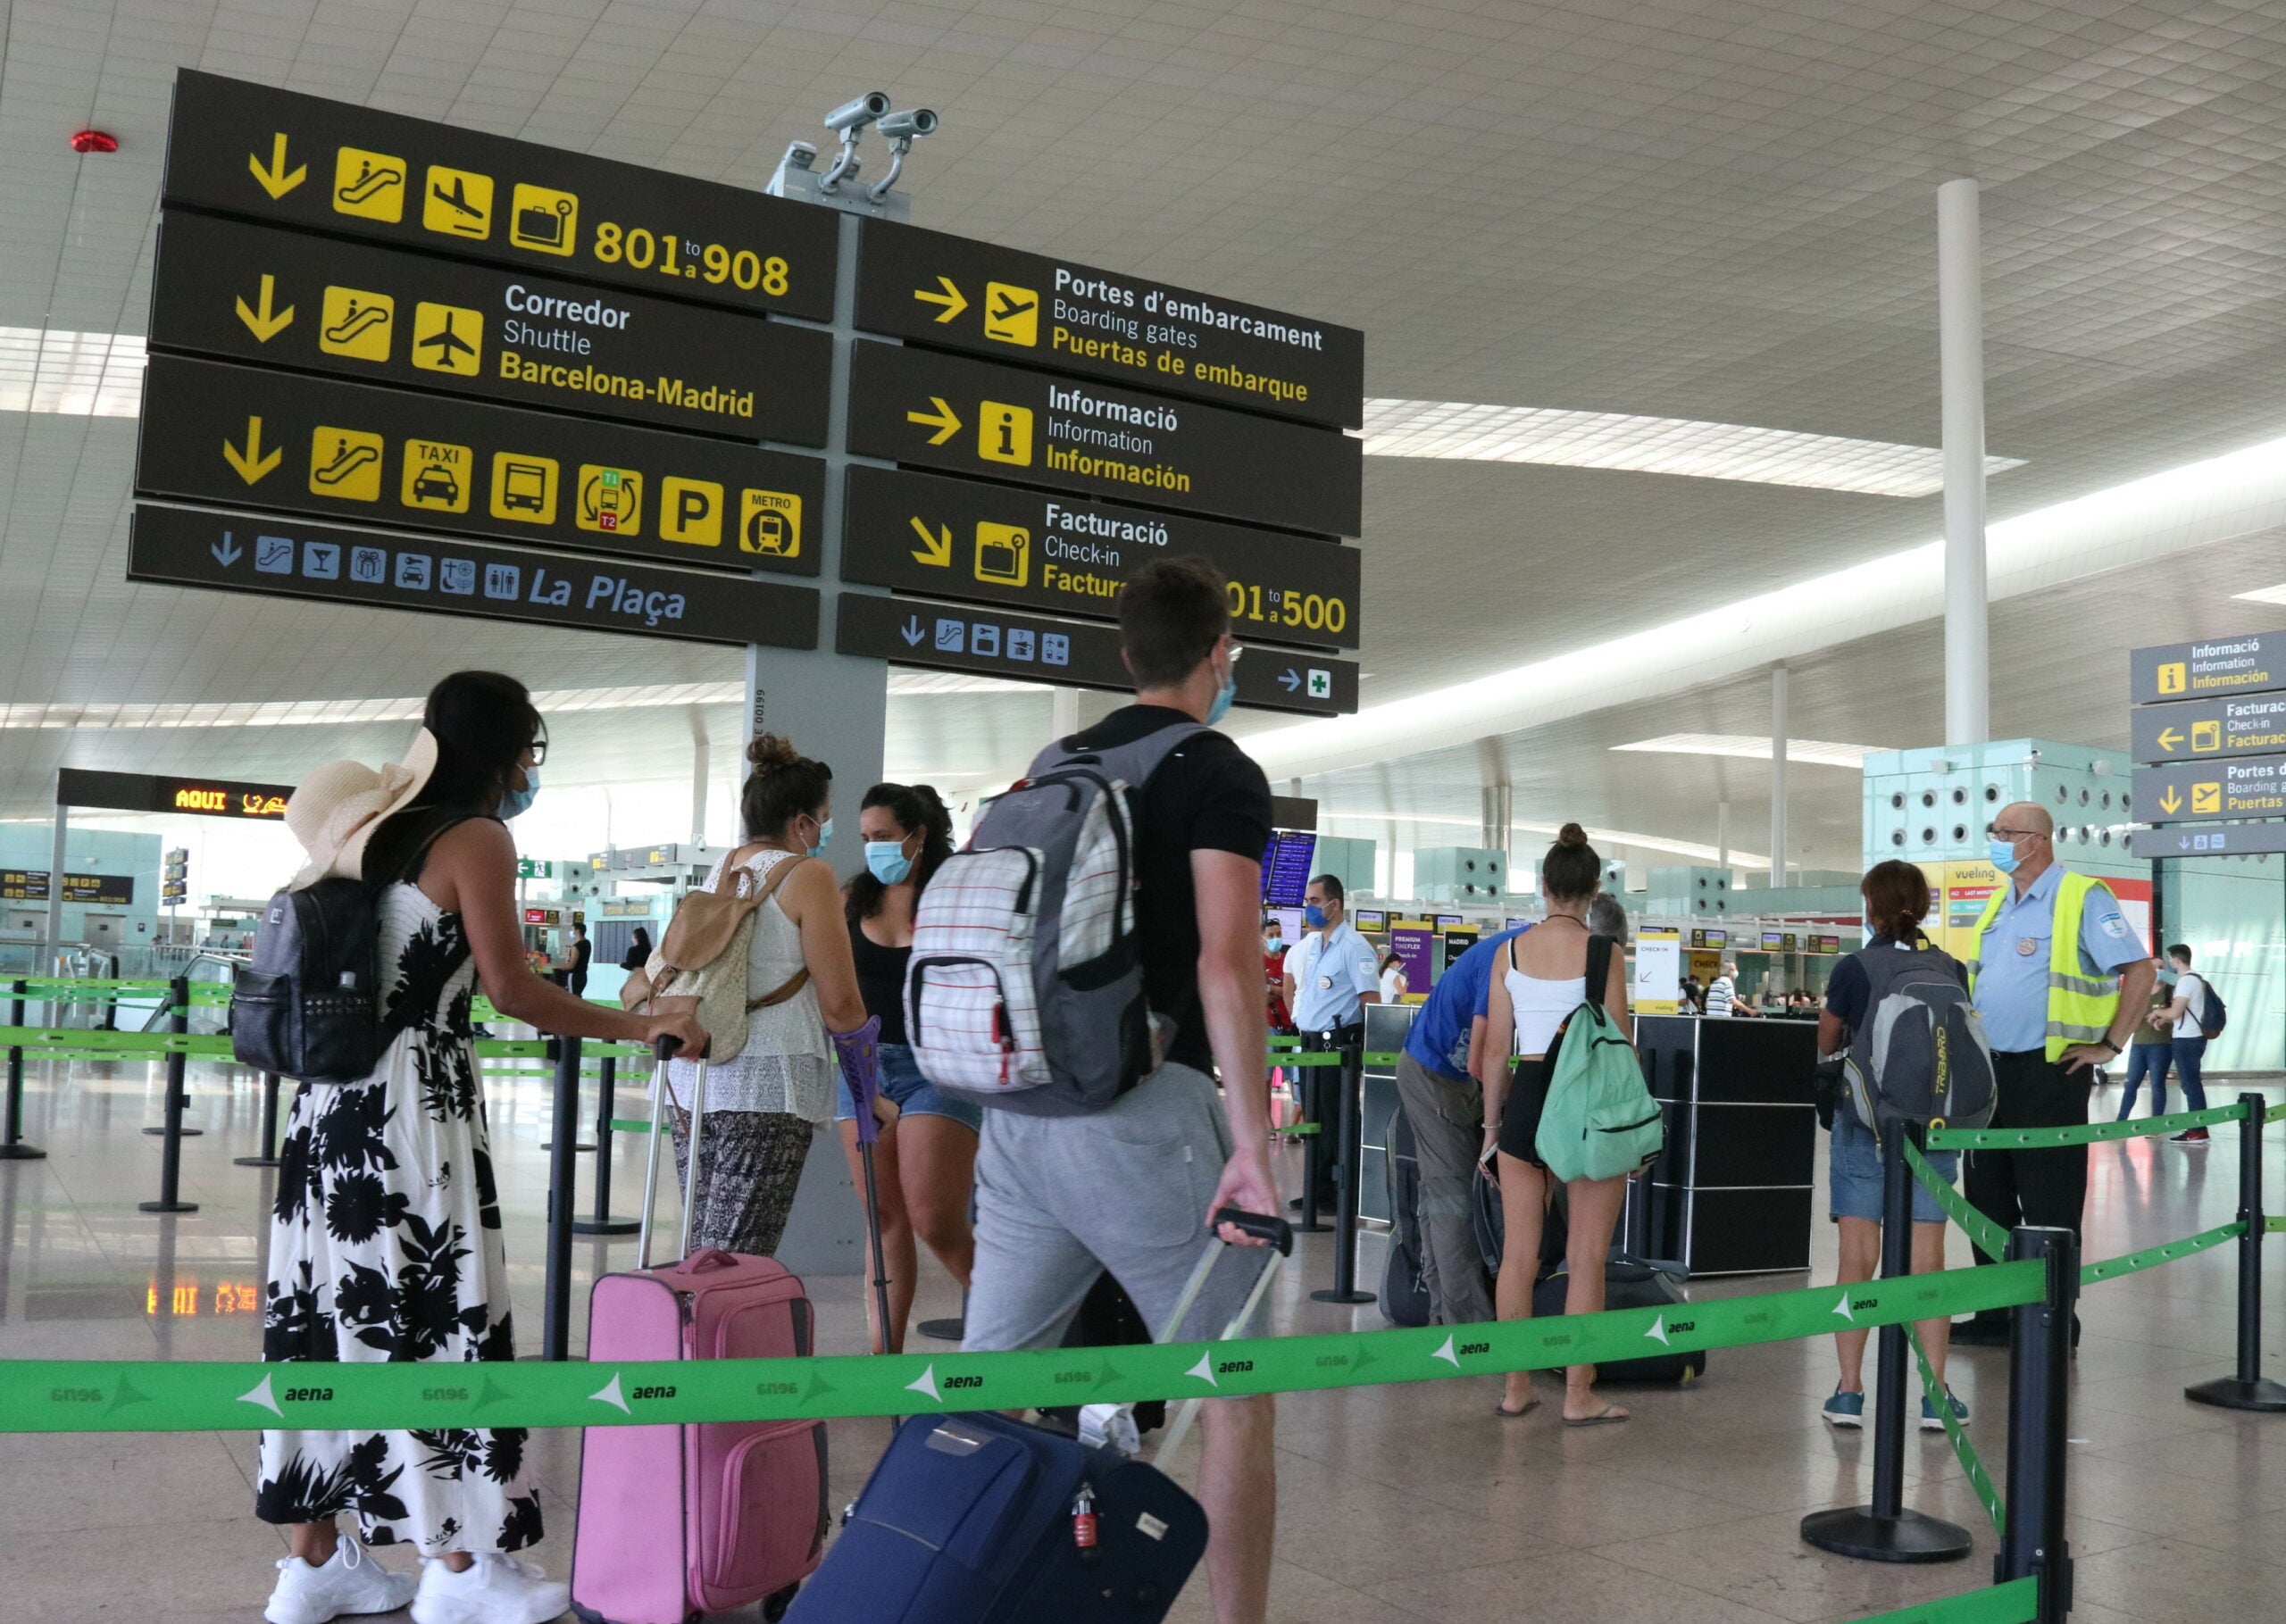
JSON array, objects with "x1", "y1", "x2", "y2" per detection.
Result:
[
  {"x1": 264, "y1": 1540, "x2": 419, "y2": 1624},
  {"x1": 410, "y1": 1553, "x2": 570, "y2": 1624}
]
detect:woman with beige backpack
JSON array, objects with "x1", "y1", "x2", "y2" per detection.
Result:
[{"x1": 632, "y1": 733, "x2": 872, "y2": 1258}]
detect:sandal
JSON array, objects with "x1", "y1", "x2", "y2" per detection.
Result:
[
  {"x1": 1494, "y1": 1396, "x2": 1540, "y2": 1419},
  {"x1": 1561, "y1": 1404, "x2": 1630, "y2": 1428}
]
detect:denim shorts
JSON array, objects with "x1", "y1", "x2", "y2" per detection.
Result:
[
  {"x1": 1829, "y1": 1106, "x2": 1956, "y2": 1225},
  {"x1": 833, "y1": 1040, "x2": 985, "y2": 1133}
]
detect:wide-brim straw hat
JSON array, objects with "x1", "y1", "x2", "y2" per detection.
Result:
[{"x1": 285, "y1": 729, "x2": 438, "y2": 889}]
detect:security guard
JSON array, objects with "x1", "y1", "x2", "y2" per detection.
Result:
[
  {"x1": 1953, "y1": 801, "x2": 2155, "y2": 1345},
  {"x1": 1284, "y1": 873, "x2": 1382, "y2": 1210}
]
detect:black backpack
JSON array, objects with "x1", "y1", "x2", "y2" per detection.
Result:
[
  {"x1": 231, "y1": 813, "x2": 468, "y2": 1084},
  {"x1": 2194, "y1": 977, "x2": 2229, "y2": 1040}
]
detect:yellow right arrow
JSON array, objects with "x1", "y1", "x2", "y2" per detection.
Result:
[
  {"x1": 2159, "y1": 786, "x2": 2182, "y2": 815},
  {"x1": 2157, "y1": 727, "x2": 2182, "y2": 752},
  {"x1": 907, "y1": 516, "x2": 954, "y2": 567},
  {"x1": 913, "y1": 277, "x2": 967, "y2": 323},
  {"x1": 234, "y1": 273, "x2": 295, "y2": 341},
  {"x1": 222, "y1": 416, "x2": 281, "y2": 486},
  {"x1": 247, "y1": 132, "x2": 306, "y2": 200},
  {"x1": 905, "y1": 396, "x2": 963, "y2": 446}
]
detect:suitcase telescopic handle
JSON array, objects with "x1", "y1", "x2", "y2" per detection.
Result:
[{"x1": 1213, "y1": 1206, "x2": 1294, "y2": 1256}]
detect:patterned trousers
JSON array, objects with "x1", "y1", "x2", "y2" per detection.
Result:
[{"x1": 668, "y1": 1107, "x2": 815, "y2": 1257}]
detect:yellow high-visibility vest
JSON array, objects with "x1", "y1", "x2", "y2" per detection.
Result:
[{"x1": 1967, "y1": 870, "x2": 2123, "y2": 1062}]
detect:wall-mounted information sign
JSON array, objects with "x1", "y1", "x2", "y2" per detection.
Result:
[
  {"x1": 2129, "y1": 693, "x2": 2286, "y2": 766},
  {"x1": 1260, "y1": 829, "x2": 1317, "y2": 907},
  {"x1": 58, "y1": 768, "x2": 294, "y2": 820},
  {"x1": 841, "y1": 465, "x2": 1358, "y2": 651},
  {"x1": 163, "y1": 71, "x2": 838, "y2": 319},
  {"x1": 150, "y1": 212, "x2": 830, "y2": 443},
  {"x1": 2131, "y1": 629, "x2": 2286, "y2": 706},
  {"x1": 2130, "y1": 822, "x2": 2286, "y2": 859},
  {"x1": 833, "y1": 592, "x2": 1356, "y2": 717},
  {"x1": 0, "y1": 872, "x2": 137, "y2": 904},
  {"x1": 137, "y1": 356, "x2": 825, "y2": 578},
  {"x1": 854, "y1": 219, "x2": 1364, "y2": 429},
  {"x1": 2132, "y1": 758, "x2": 2286, "y2": 825},
  {"x1": 130, "y1": 504, "x2": 819, "y2": 651},
  {"x1": 845, "y1": 341, "x2": 1361, "y2": 537}
]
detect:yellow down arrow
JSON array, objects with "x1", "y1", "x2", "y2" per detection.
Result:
[
  {"x1": 247, "y1": 132, "x2": 306, "y2": 200},
  {"x1": 906, "y1": 396, "x2": 963, "y2": 446},
  {"x1": 234, "y1": 274, "x2": 295, "y2": 341},
  {"x1": 913, "y1": 276, "x2": 968, "y2": 323},
  {"x1": 907, "y1": 516, "x2": 953, "y2": 567},
  {"x1": 222, "y1": 416, "x2": 281, "y2": 486},
  {"x1": 2157, "y1": 727, "x2": 2182, "y2": 752},
  {"x1": 2158, "y1": 785, "x2": 2182, "y2": 815}
]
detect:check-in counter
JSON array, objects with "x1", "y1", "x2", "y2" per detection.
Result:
[{"x1": 1625, "y1": 1013, "x2": 1817, "y2": 1276}]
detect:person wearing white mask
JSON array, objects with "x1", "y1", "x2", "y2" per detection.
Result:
[{"x1": 835, "y1": 780, "x2": 977, "y2": 1352}]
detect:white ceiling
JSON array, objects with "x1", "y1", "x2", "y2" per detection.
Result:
[{"x1": 4, "y1": 0, "x2": 2286, "y2": 871}]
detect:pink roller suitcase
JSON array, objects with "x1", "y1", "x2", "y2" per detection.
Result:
[{"x1": 571, "y1": 1049, "x2": 828, "y2": 1624}]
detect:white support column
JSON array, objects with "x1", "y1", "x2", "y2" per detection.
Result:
[
  {"x1": 1717, "y1": 798, "x2": 1731, "y2": 878},
  {"x1": 688, "y1": 710, "x2": 711, "y2": 848},
  {"x1": 1940, "y1": 177, "x2": 1990, "y2": 746},
  {"x1": 1770, "y1": 664, "x2": 1790, "y2": 886},
  {"x1": 1051, "y1": 687, "x2": 1080, "y2": 743}
]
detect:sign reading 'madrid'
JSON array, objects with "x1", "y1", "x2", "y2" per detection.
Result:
[
  {"x1": 853, "y1": 220, "x2": 1364, "y2": 429},
  {"x1": 150, "y1": 212, "x2": 830, "y2": 444},
  {"x1": 163, "y1": 70, "x2": 838, "y2": 320},
  {"x1": 847, "y1": 342, "x2": 1360, "y2": 537},
  {"x1": 130, "y1": 504, "x2": 820, "y2": 651},
  {"x1": 840, "y1": 466, "x2": 1360, "y2": 652},
  {"x1": 136, "y1": 357, "x2": 823, "y2": 577}
]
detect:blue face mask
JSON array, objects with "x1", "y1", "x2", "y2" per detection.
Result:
[
  {"x1": 865, "y1": 840, "x2": 914, "y2": 885},
  {"x1": 1987, "y1": 836, "x2": 2021, "y2": 874},
  {"x1": 2158, "y1": 967, "x2": 2179, "y2": 985},
  {"x1": 1303, "y1": 904, "x2": 1328, "y2": 929},
  {"x1": 807, "y1": 816, "x2": 834, "y2": 860},
  {"x1": 1205, "y1": 656, "x2": 1237, "y2": 727},
  {"x1": 497, "y1": 766, "x2": 538, "y2": 820}
]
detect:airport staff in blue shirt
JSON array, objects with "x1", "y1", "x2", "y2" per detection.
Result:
[
  {"x1": 1394, "y1": 920, "x2": 1529, "y2": 1325},
  {"x1": 1953, "y1": 800, "x2": 2154, "y2": 1346},
  {"x1": 1284, "y1": 874, "x2": 1382, "y2": 1210}
]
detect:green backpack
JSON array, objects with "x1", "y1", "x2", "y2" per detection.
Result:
[{"x1": 1533, "y1": 934, "x2": 1664, "y2": 1183}]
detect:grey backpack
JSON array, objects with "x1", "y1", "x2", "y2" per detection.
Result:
[
  {"x1": 905, "y1": 721, "x2": 1204, "y2": 1116},
  {"x1": 1842, "y1": 942, "x2": 1997, "y2": 1136}
]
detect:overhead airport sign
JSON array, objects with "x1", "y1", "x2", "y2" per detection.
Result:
[
  {"x1": 840, "y1": 466, "x2": 1360, "y2": 651},
  {"x1": 2131, "y1": 629, "x2": 2286, "y2": 706},
  {"x1": 150, "y1": 212, "x2": 830, "y2": 444},
  {"x1": 854, "y1": 220, "x2": 1364, "y2": 430},
  {"x1": 845, "y1": 341, "x2": 1362, "y2": 537},
  {"x1": 2129, "y1": 822, "x2": 2286, "y2": 859},
  {"x1": 835, "y1": 593, "x2": 1356, "y2": 716},
  {"x1": 130, "y1": 504, "x2": 821, "y2": 651},
  {"x1": 2131, "y1": 759, "x2": 2286, "y2": 825},
  {"x1": 136, "y1": 357, "x2": 823, "y2": 577},
  {"x1": 0, "y1": 872, "x2": 135, "y2": 905},
  {"x1": 163, "y1": 70, "x2": 837, "y2": 320},
  {"x1": 2130, "y1": 693, "x2": 2286, "y2": 766},
  {"x1": 56, "y1": 768, "x2": 293, "y2": 820}
]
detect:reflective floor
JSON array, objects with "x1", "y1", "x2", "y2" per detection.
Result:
[{"x1": 4, "y1": 1055, "x2": 2283, "y2": 1623}]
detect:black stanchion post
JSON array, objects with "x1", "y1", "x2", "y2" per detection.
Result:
[
  {"x1": 1, "y1": 978, "x2": 45, "y2": 1160},
  {"x1": 1313, "y1": 1029, "x2": 1373, "y2": 1304},
  {"x1": 233, "y1": 1072, "x2": 284, "y2": 1169},
  {"x1": 2186, "y1": 1094, "x2": 2286, "y2": 1411},
  {"x1": 1290, "y1": 1038, "x2": 1331, "y2": 1234},
  {"x1": 138, "y1": 978, "x2": 197, "y2": 1214},
  {"x1": 1801, "y1": 1122, "x2": 1972, "y2": 1562},
  {"x1": 542, "y1": 1034, "x2": 580, "y2": 1361},
  {"x1": 1997, "y1": 1223, "x2": 2076, "y2": 1624},
  {"x1": 573, "y1": 1054, "x2": 640, "y2": 1237},
  {"x1": 141, "y1": 985, "x2": 203, "y2": 1139}
]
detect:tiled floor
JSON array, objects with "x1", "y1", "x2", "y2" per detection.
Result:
[{"x1": 4, "y1": 1054, "x2": 2284, "y2": 1623}]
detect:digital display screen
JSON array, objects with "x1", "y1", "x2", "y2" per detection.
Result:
[
  {"x1": 1761, "y1": 930, "x2": 1784, "y2": 950},
  {"x1": 1354, "y1": 908, "x2": 1387, "y2": 930},
  {"x1": 1432, "y1": 913, "x2": 1464, "y2": 929},
  {"x1": 1260, "y1": 829, "x2": 1316, "y2": 908}
]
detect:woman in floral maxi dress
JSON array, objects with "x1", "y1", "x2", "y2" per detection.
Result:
[{"x1": 256, "y1": 671, "x2": 705, "y2": 1624}]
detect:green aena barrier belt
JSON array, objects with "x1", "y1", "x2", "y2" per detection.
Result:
[
  {"x1": 1926, "y1": 1099, "x2": 2244, "y2": 1151},
  {"x1": 1859, "y1": 1578, "x2": 2037, "y2": 1624},
  {"x1": 0, "y1": 1258, "x2": 2045, "y2": 1436}
]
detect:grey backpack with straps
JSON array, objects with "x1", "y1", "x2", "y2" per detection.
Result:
[
  {"x1": 1842, "y1": 941, "x2": 1997, "y2": 1136},
  {"x1": 906, "y1": 720, "x2": 1205, "y2": 1116}
]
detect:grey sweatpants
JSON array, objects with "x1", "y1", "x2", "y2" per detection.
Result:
[{"x1": 1394, "y1": 1053, "x2": 1496, "y2": 1326}]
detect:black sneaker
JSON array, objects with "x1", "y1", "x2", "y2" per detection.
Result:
[{"x1": 2172, "y1": 1128, "x2": 2211, "y2": 1145}]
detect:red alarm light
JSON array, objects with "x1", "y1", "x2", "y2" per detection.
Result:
[{"x1": 71, "y1": 129, "x2": 119, "y2": 154}]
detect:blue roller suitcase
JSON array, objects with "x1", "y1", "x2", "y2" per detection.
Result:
[{"x1": 780, "y1": 1412, "x2": 1207, "y2": 1622}]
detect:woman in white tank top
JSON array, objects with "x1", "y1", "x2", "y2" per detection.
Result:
[{"x1": 1478, "y1": 824, "x2": 1636, "y2": 1425}]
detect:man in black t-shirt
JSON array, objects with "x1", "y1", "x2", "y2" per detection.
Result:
[
  {"x1": 566, "y1": 924, "x2": 591, "y2": 997},
  {"x1": 961, "y1": 557, "x2": 1280, "y2": 1624}
]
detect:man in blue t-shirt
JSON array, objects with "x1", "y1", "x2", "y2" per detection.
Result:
[{"x1": 1394, "y1": 923, "x2": 1528, "y2": 1326}]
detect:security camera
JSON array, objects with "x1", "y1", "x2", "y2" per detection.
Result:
[
  {"x1": 875, "y1": 108, "x2": 939, "y2": 141},
  {"x1": 823, "y1": 92, "x2": 891, "y2": 133}
]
